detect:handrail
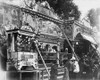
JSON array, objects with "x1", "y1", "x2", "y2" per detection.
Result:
[{"x1": 35, "y1": 41, "x2": 50, "y2": 79}]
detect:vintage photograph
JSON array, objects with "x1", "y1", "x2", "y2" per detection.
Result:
[{"x1": 0, "y1": 0, "x2": 100, "y2": 80}]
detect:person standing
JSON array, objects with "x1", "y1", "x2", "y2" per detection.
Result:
[
  {"x1": 63, "y1": 60, "x2": 69, "y2": 80},
  {"x1": 50, "y1": 61, "x2": 58, "y2": 80},
  {"x1": 70, "y1": 55, "x2": 80, "y2": 80}
]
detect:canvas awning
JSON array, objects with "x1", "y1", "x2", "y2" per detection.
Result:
[{"x1": 81, "y1": 33, "x2": 97, "y2": 44}]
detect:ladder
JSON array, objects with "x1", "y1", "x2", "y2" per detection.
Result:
[
  {"x1": 40, "y1": 67, "x2": 65, "y2": 80},
  {"x1": 35, "y1": 41, "x2": 50, "y2": 79}
]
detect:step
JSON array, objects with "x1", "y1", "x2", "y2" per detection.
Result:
[
  {"x1": 38, "y1": 63, "x2": 51, "y2": 68},
  {"x1": 40, "y1": 71, "x2": 64, "y2": 79},
  {"x1": 40, "y1": 67, "x2": 64, "y2": 80},
  {"x1": 41, "y1": 76, "x2": 63, "y2": 80}
]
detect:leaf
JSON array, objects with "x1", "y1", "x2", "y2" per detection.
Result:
[{"x1": 35, "y1": 0, "x2": 80, "y2": 20}]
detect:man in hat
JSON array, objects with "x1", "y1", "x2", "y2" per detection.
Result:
[
  {"x1": 63, "y1": 60, "x2": 69, "y2": 80},
  {"x1": 70, "y1": 55, "x2": 80, "y2": 80}
]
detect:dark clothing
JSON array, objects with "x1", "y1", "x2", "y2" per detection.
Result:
[
  {"x1": 63, "y1": 67, "x2": 69, "y2": 80},
  {"x1": 50, "y1": 64, "x2": 58, "y2": 80},
  {"x1": 65, "y1": 60, "x2": 76, "y2": 80},
  {"x1": 65, "y1": 61, "x2": 74, "y2": 72},
  {"x1": 0, "y1": 45, "x2": 7, "y2": 71}
]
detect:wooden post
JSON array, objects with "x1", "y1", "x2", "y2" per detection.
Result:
[
  {"x1": 41, "y1": 70, "x2": 44, "y2": 80},
  {"x1": 57, "y1": 42, "x2": 60, "y2": 67},
  {"x1": 35, "y1": 41, "x2": 50, "y2": 78},
  {"x1": 11, "y1": 33, "x2": 15, "y2": 52},
  {"x1": 19, "y1": 72, "x2": 22, "y2": 80}
]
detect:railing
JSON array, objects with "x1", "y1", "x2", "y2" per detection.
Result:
[
  {"x1": 40, "y1": 68, "x2": 51, "y2": 80},
  {"x1": 40, "y1": 66, "x2": 65, "y2": 80},
  {"x1": 35, "y1": 41, "x2": 50, "y2": 79}
]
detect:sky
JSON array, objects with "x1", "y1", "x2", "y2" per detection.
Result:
[
  {"x1": 74, "y1": 0, "x2": 100, "y2": 53},
  {"x1": 74, "y1": 0, "x2": 100, "y2": 19}
]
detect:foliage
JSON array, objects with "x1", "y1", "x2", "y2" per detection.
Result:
[
  {"x1": 87, "y1": 8, "x2": 100, "y2": 27},
  {"x1": 35, "y1": 0, "x2": 81, "y2": 20}
]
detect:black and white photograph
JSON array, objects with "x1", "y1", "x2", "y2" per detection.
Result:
[{"x1": 0, "y1": 0, "x2": 100, "y2": 80}]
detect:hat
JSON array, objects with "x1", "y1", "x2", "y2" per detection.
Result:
[{"x1": 70, "y1": 56, "x2": 76, "y2": 61}]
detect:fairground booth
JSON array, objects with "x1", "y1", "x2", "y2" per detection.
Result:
[{"x1": 73, "y1": 22, "x2": 100, "y2": 79}]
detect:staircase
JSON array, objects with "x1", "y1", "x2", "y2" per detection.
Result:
[{"x1": 39, "y1": 64, "x2": 64, "y2": 80}]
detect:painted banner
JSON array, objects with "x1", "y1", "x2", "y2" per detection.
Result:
[{"x1": 0, "y1": 3, "x2": 20, "y2": 30}]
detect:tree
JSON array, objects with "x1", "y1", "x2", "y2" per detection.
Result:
[
  {"x1": 87, "y1": 8, "x2": 100, "y2": 28},
  {"x1": 35, "y1": 0, "x2": 81, "y2": 20}
]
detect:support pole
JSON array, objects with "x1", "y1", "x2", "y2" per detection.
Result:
[
  {"x1": 59, "y1": 24, "x2": 79, "y2": 61},
  {"x1": 57, "y1": 42, "x2": 60, "y2": 67}
]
